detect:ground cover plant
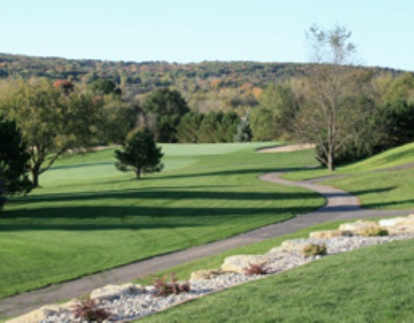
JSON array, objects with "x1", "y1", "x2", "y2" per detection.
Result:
[
  {"x1": 0, "y1": 143, "x2": 324, "y2": 299},
  {"x1": 141, "y1": 238, "x2": 414, "y2": 323},
  {"x1": 72, "y1": 299, "x2": 112, "y2": 322},
  {"x1": 152, "y1": 273, "x2": 190, "y2": 297}
]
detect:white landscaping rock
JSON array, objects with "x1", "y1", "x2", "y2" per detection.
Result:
[
  {"x1": 90, "y1": 283, "x2": 143, "y2": 301},
  {"x1": 6, "y1": 304, "x2": 64, "y2": 323},
  {"x1": 190, "y1": 269, "x2": 226, "y2": 281},
  {"x1": 221, "y1": 255, "x2": 267, "y2": 274}
]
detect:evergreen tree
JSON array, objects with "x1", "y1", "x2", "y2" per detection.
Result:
[
  {"x1": 0, "y1": 117, "x2": 32, "y2": 209},
  {"x1": 115, "y1": 128, "x2": 164, "y2": 179}
]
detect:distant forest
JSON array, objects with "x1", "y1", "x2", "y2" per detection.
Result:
[{"x1": 0, "y1": 53, "x2": 406, "y2": 114}]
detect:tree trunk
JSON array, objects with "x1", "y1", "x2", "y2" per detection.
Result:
[
  {"x1": 31, "y1": 168, "x2": 40, "y2": 187},
  {"x1": 31, "y1": 163, "x2": 41, "y2": 187},
  {"x1": 327, "y1": 151, "x2": 335, "y2": 172},
  {"x1": 136, "y1": 168, "x2": 141, "y2": 179}
]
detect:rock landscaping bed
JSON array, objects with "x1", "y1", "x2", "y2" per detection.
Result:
[{"x1": 8, "y1": 215, "x2": 414, "y2": 323}]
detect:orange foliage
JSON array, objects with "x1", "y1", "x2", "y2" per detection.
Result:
[
  {"x1": 252, "y1": 87, "x2": 263, "y2": 99},
  {"x1": 53, "y1": 79, "x2": 74, "y2": 93},
  {"x1": 210, "y1": 79, "x2": 221, "y2": 89}
]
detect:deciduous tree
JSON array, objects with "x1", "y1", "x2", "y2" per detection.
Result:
[
  {"x1": 0, "y1": 78, "x2": 104, "y2": 186},
  {"x1": 294, "y1": 25, "x2": 373, "y2": 171},
  {"x1": 142, "y1": 88, "x2": 190, "y2": 142}
]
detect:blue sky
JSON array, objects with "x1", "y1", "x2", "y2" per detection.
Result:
[{"x1": 2, "y1": 0, "x2": 413, "y2": 71}]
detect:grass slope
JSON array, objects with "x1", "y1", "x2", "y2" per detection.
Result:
[
  {"x1": 0, "y1": 143, "x2": 323, "y2": 299},
  {"x1": 142, "y1": 238, "x2": 414, "y2": 323},
  {"x1": 284, "y1": 143, "x2": 414, "y2": 210}
]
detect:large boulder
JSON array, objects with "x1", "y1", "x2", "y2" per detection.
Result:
[
  {"x1": 190, "y1": 269, "x2": 226, "y2": 281},
  {"x1": 379, "y1": 217, "x2": 408, "y2": 227},
  {"x1": 279, "y1": 240, "x2": 327, "y2": 256},
  {"x1": 6, "y1": 305, "x2": 64, "y2": 323},
  {"x1": 90, "y1": 283, "x2": 143, "y2": 301},
  {"x1": 383, "y1": 217, "x2": 414, "y2": 234},
  {"x1": 221, "y1": 255, "x2": 267, "y2": 274},
  {"x1": 339, "y1": 220, "x2": 379, "y2": 232},
  {"x1": 310, "y1": 230, "x2": 353, "y2": 239}
]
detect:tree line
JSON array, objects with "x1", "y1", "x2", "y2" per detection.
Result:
[{"x1": 2, "y1": 24, "x2": 414, "y2": 207}]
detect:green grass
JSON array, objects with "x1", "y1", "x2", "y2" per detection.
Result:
[
  {"x1": 0, "y1": 143, "x2": 324, "y2": 300},
  {"x1": 283, "y1": 143, "x2": 414, "y2": 210},
  {"x1": 322, "y1": 170, "x2": 414, "y2": 210},
  {"x1": 284, "y1": 142, "x2": 414, "y2": 181},
  {"x1": 142, "y1": 238, "x2": 414, "y2": 323}
]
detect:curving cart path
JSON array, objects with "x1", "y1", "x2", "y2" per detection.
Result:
[{"x1": 1, "y1": 170, "x2": 414, "y2": 319}]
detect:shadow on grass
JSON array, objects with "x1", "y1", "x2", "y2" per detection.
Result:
[
  {"x1": 12, "y1": 186, "x2": 396, "y2": 207},
  {"x1": 144, "y1": 167, "x2": 303, "y2": 181},
  {"x1": 0, "y1": 204, "x2": 307, "y2": 231},
  {"x1": 362, "y1": 199, "x2": 414, "y2": 209},
  {"x1": 13, "y1": 189, "x2": 319, "y2": 204}
]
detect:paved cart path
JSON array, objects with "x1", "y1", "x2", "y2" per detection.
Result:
[{"x1": 1, "y1": 170, "x2": 413, "y2": 319}]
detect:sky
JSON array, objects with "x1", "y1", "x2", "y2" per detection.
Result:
[{"x1": 1, "y1": 0, "x2": 414, "y2": 71}]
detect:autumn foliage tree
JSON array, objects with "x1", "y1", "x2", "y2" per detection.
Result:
[{"x1": 0, "y1": 78, "x2": 104, "y2": 187}]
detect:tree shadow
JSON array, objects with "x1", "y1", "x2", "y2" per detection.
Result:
[
  {"x1": 362, "y1": 199, "x2": 414, "y2": 210},
  {"x1": 0, "y1": 204, "x2": 311, "y2": 231},
  {"x1": 12, "y1": 189, "x2": 319, "y2": 205},
  {"x1": 321, "y1": 187, "x2": 397, "y2": 199},
  {"x1": 145, "y1": 167, "x2": 304, "y2": 181}
]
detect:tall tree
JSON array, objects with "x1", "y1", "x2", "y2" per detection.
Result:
[
  {"x1": 176, "y1": 112, "x2": 205, "y2": 143},
  {"x1": 294, "y1": 25, "x2": 372, "y2": 171},
  {"x1": 0, "y1": 78, "x2": 104, "y2": 186},
  {"x1": 216, "y1": 111, "x2": 239, "y2": 143},
  {"x1": 115, "y1": 128, "x2": 164, "y2": 179},
  {"x1": 90, "y1": 79, "x2": 121, "y2": 95},
  {"x1": 142, "y1": 88, "x2": 190, "y2": 142},
  {"x1": 250, "y1": 84, "x2": 298, "y2": 141}
]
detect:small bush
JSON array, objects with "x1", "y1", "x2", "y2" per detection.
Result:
[
  {"x1": 72, "y1": 299, "x2": 112, "y2": 322},
  {"x1": 303, "y1": 244, "x2": 327, "y2": 257},
  {"x1": 357, "y1": 227, "x2": 389, "y2": 237},
  {"x1": 153, "y1": 273, "x2": 190, "y2": 297},
  {"x1": 244, "y1": 263, "x2": 269, "y2": 276}
]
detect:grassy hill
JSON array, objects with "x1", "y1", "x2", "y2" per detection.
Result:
[
  {"x1": 283, "y1": 143, "x2": 414, "y2": 210},
  {"x1": 142, "y1": 237, "x2": 414, "y2": 322},
  {"x1": 0, "y1": 143, "x2": 323, "y2": 299}
]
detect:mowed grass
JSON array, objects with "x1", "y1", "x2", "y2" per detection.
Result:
[
  {"x1": 0, "y1": 143, "x2": 324, "y2": 299},
  {"x1": 284, "y1": 143, "x2": 414, "y2": 210},
  {"x1": 142, "y1": 238, "x2": 414, "y2": 323}
]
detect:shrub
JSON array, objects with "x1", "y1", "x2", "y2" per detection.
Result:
[
  {"x1": 243, "y1": 263, "x2": 269, "y2": 276},
  {"x1": 303, "y1": 244, "x2": 327, "y2": 257},
  {"x1": 152, "y1": 273, "x2": 190, "y2": 297},
  {"x1": 357, "y1": 227, "x2": 389, "y2": 237},
  {"x1": 72, "y1": 299, "x2": 112, "y2": 322}
]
